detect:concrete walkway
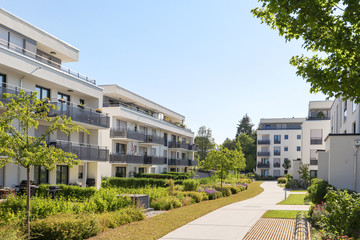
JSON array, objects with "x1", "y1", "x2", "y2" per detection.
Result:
[{"x1": 159, "y1": 181, "x2": 309, "y2": 240}]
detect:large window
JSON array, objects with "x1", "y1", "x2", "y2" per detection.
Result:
[
  {"x1": 56, "y1": 165, "x2": 69, "y2": 184},
  {"x1": 34, "y1": 166, "x2": 48, "y2": 185},
  {"x1": 35, "y1": 86, "x2": 50, "y2": 100},
  {"x1": 0, "y1": 73, "x2": 6, "y2": 87},
  {"x1": 274, "y1": 135, "x2": 281, "y2": 144},
  {"x1": 115, "y1": 167, "x2": 126, "y2": 178}
]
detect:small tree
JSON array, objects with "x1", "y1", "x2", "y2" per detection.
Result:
[
  {"x1": 0, "y1": 91, "x2": 86, "y2": 239},
  {"x1": 298, "y1": 163, "x2": 311, "y2": 188},
  {"x1": 282, "y1": 158, "x2": 292, "y2": 174},
  {"x1": 194, "y1": 126, "x2": 215, "y2": 162}
]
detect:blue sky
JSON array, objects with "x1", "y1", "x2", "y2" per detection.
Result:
[{"x1": 0, "y1": 0, "x2": 327, "y2": 144}]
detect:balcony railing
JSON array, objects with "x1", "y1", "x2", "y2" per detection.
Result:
[
  {"x1": 0, "y1": 83, "x2": 33, "y2": 105},
  {"x1": 49, "y1": 100, "x2": 109, "y2": 128},
  {"x1": 188, "y1": 159, "x2": 198, "y2": 166},
  {"x1": 110, "y1": 128, "x2": 146, "y2": 141},
  {"x1": 257, "y1": 163, "x2": 270, "y2": 168},
  {"x1": 50, "y1": 140, "x2": 109, "y2": 161},
  {"x1": 145, "y1": 135, "x2": 164, "y2": 145},
  {"x1": 310, "y1": 138, "x2": 322, "y2": 145},
  {"x1": 110, "y1": 154, "x2": 166, "y2": 165},
  {"x1": 274, "y1": 150, "x2": 281, "y2": 156},
  {"x1": 258, "y1": 151, "x2": 270, "y2": 156},
  {"x1": 310, "y1": 159, "x2": 318, "y2": 165},
  {"x1": 144, "y1": 156, "x2": 166, "y2": 165},
  {"x1": 257, "y1": 140, "x2": 270, "y2": 145},
  {"x1": 273, "y1": 163, "x2": 281, "y2": 168},
  {"x1": 274, "y1": 140, "x2": 281, "y2": 144},
  {"x1": 0, "y1": 37, "x2": 96, "y2": 85},
  {"x1": 168, "y1": 142, "x2": 197, "y2": 151},
  {"x1": 168, "y1": 159, "x2": 190, "y2": 166}
]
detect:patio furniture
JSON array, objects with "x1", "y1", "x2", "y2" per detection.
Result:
[
  {"x1": 46, "y1": 185, "x2": 62, "y2": 199},
  {"x1": 0, "y1": 188, "x2": 16, "y2": 199},
  {"x1": 15, "y1": 180, "x2": 39, "y2": 197}
]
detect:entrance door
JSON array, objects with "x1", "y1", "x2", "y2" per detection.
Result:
[{"x1": 115, "y1": 167, "x2": 126, "y2": 178}]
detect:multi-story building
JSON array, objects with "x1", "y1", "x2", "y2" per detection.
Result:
[
  {"x1": 256, "y1": 100, "x2": 332, "y2": 178},
  {"x1": 100, "y1": 84, "x2": 198, "y2": 178},
  {"x1": 256, "y1": 118, "x2": 304, "y2": 177},
  {"x1": 0, "y1": 9, "x2": 110, "y2": 189},
  {"x1": 318, "y1": 98, "x2": 360, "y2": 192}
]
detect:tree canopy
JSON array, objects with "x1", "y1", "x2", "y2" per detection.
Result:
[
  {"x1": 252, "y1": 0, "x2": 360, "y2": 102},
  {"x1": 194, "y1": 126, "x2": 215, "y2": 161},
  {"x1": 236, "y1": 114, "x2": 254, "y2": 138}
]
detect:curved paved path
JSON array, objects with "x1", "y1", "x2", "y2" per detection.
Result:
[{"x1": 159, "y1": 181, "x2": 309, "y2": 240}]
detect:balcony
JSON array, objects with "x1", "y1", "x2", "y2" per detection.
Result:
[
  {"x1": 257, "y1": 163, "x2": 270, "y2": 168},
  {"x1": 168, "y1": 159, "x2": 190, "y2": 166},
  {"x1": 310, "y1": 159, "x2": 318, "y2": 165},
  {"x1": 258, "y1": 151, "x2": 270, "y2": 156},
  {"x1": 274, "y1": 150, "x2": 281, "y2": 156},
  {"x1": 144, "y1": 156, "x2": 166, "y2": 165},
  {"x1": 0, "y1": 37, "x2": 96, "y2": 85},
  {"x1": 110, "y1": 128, "x2": 145, "y2": 141},
  {"x1": 274, "y1": 140, "x2": 281, "y2": 144},
  {"x1": 145, "y1": 135, "x2": 164, "y2": 145},
  {"x1": 257, "y1": 140, "x2": 270, "y2": 145},
  {"x1": 188, "y1": 159, "x2": 198, "y2": 166},
  {"x1": 50, "y1": 140, "x2": 109, "y2": 162},
  {"x1": 0, "y1": 83, "x2": 32, "y2": 105},
  {"x1": 273, "y1": 162, "x2": 281, "y2": 168},
  {"x1": 110, "y1": 154, "x2": 166, "y2": 165},
  {"x1": 168, "y1": 142, "x2": 197, "y2": 151},
  {"x1": 310, "y1": 137, "x2": 322, "y2": 145},
  {"x1": 49, "y1": 100, "x2": 110, "y2": 128}
]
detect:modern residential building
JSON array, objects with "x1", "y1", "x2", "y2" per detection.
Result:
[
  {"x1": 100, "y1": 84, "x2": 197, "y2": 178},
  {"x1": 318, "y1": 98, "x2": 360, "y2": 192},
  {"x1": 0, "y1": 8, "x2": 110, "y2": 189},
  {"x1": 256, "y1": 118, "x2": 304, "y2": 177},
  {"x1": 256, "y1": 100, "x2": 332, "y2": 178}
]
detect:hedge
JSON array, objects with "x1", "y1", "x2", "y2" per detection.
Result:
[
  {"x1": 306, "y1": 178, "x2": 332, "y2": 204},
  {"x1": 37, "y1": 184, "x2": 97, "y2": 200},
  {"x1": 134, "y1": 172, "x2": 190, "y2": 180},
  {"x1": 102, "y1": 177, "x2": 183, "y2": 189}
]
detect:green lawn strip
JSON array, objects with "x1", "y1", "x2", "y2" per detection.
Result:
[
  {"x1": 277, "y1": 194, "x2": 307, "y2": 205},
  {"x1": 262, "y1": 210, "x2": 309, "y2": 219},
  {"x1": 90, "y1": 181, "x2": 264, "y2": 240},
  {"x1": 290, "y1": 190, "x2": 307, "y2": 192}
]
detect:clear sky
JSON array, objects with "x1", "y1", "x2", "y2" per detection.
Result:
[{"x1": 0, "y1": 0, "x2": 327, "y2": 144}]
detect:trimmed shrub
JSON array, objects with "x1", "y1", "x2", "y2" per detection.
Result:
[
  {"x1": 31, "y1": 213, "x2": 100, "y2": 240},
  {"x1": 277, "y1": 177, "x2": 287, "y2": 184},
  {"x1": 0, "y1": 226, "x2": 23, "y2": 240},
  {"x1": 306, "y1": 178, "x2": 331, "y2": 204},
  {"x1": 134, "y1": 173, "x2": 190, "y2": 180},
  {"x1": 183, "y1": 179, "x2": 200, "y2": 191},
  {"x1": 98, "y1": 207, "x2": 145, "y2": 230},
  {"x1": 177, "y1": 191, "x2": 204, "y2": 203},
  {"x1": 103, "y1": 177, "x2": 183, "y2": 189},
  {"x1": 215, "y1": 187, "x2": 232, "y2": 197},
  {"x1": 37, "y1": 184, "x2": 97, "y2": 200},
  {"x1": 151, "y1": 196, "x2": 182, "y2": 210},
  {"x1": 201, "y1": 188, "x2": 222, "y2": 200}
]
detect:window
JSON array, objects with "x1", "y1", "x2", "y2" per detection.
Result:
[
  {"x1": 344, "y1": 101, "x2": 348, "y2": 122},
  {"x1": 56, "y1": 165, "x2": 69, "y2": 184},
  {"x1": 35, "y1": 86, "x2": 50, "y2": 100},
  {"x1": 265, "y1": 125, "x2": 270, "y2": 129},
  {"x1": 78, "y1": 165, "x2": 83, "y2": 179},
  {"x1": 274, "y1": 146, "x2": 281, "y2": 156},
  {"x1": 284, "y1": 147, "x2": 288, "y2": 151},
  {"x1": 310, "y1": 170, "x2": 318, "y2": 178},
  {"x1": 353, "y1": 122, "x2": 356, "y2": 134},
  {"x1": 34, "y1": 166, "x2": 48, "y2": 185},
  {"x1": 116, "y1": 143, "x2": 126, "y2": 154},
  {"x1": 181, "y1": 153, "x2": 186, "y2": 159},
  {"x1": 115, "y1": 167, "x2": 126, "y2": 177},
  {"x1": 274, "y1": 135, "x2": 281, "y2": 144},
  {"x1": 353, "y1": 101, "x2": 357, "y2": 113},
  {"x1": 0, "y1": 73, "x2": 6, "y2": 87},
  {"x1": 138, "y1": 167, "x2": 146, "y2": 174},
  {"x1": 297, "y1": 146, "x2": 301, "y2": 151},
  {"x1": 151, "y1": 167, "x2": 156, "y2": 174},
  {"x1": 79, "y1": 99, "x2": 85, "y2": 105},
  {"x1": 284, "y1": 135, "x2": 288, "y2": 140},
  {"x1": 163, "y1": 167, "x2": 167, "y2": 173},
  {"x1": 297, "y1": 135, "x2": 301, "y2": 139},
  {"x1": 170, "y1": 168, "x2": 176, "y2": 172}
]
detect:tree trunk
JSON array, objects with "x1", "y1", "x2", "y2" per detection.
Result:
[{"x1": 26, "y1": 166, "x2": 30, "y2": 239}]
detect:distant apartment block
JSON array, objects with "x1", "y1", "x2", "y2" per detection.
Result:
[{"x1": 256, "y1": 101, "x2": 332, "y2": 178}]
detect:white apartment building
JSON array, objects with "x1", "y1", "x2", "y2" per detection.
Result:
[
  {"x1": 0, "y1": 9, "x2": 110, "y2": 189},
  {"x1": 256, "y1": 118, "x2": 304, "y2": 177},
  {"x1": 318, "y1": 98, "x2": 360, "y2": 192},
  {"x1": 100, "y1": 84, "x2": 197, "y2": 178},
  {"x1": 256, "y1": 100, "x2": 332, "y2": 178}
]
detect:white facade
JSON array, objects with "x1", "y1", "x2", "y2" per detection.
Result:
[{"x1": 101, "y1": 85, "x2": 196, "y2": 178}]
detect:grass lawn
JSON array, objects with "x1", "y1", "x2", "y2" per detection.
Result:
[
  {"x1": 90, "y1": 181, "x2": 264, "y2": 240},
  {"x1": 277, "y1": 194, "x2": 307, "y2": 205},
  {"x1": 262, "y1": 210, "x2": 308, "y2": 219},
  {"x1": 290, "y1": 190, "x2": 307, "y2": 192}
]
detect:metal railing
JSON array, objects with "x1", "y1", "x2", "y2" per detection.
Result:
[
  {"x1": 293, "y1": 211, "x2": 309, "y2": 240},
  {"x1": 274, "y1": 150, "x2": 281, "y2": 156},
  {"x1": 0, "y1": 83, "x2": 33, "y2": 104},
  {"x1": 144, "y1": 156, "x2": 166, "y2": 165},
  {"x1": 50, "y1": 140, "x2": 109, "y2": 161},
  {"x1": 310, "y1": 137, "x2": 322, "y2": 145},
  {"x1": 310, "y1": 159, "x2": 318, "y2": 165},
  {"x1": 257, "y1": 139, "x2": 270, "y2": 144},
  {"x1": 188, "y1": 159, "x2": 198, "y2": 166},
  {"x1": 168, "y1": 142, "x2": 197, "y2": 151},
  {"x1": 110, "y1": 154, "x2": 144, "y2": 164},
  {"x1": 49, "y1": 100, "x2": 110, "y2": 128},
  {"x1": 145, "y1": 135, "x2": 164, "y2": 145},
  {"x1": 258, "y1": 151, "x2": 270, "y2": 156},
  {"x1": 110, "y1": 128, "x2": 145, "y2": 141},
  {"x1": 168, "y1": 159, "x2": 189, "y2": 166},
  {"x1": 0, "y1": 37, "x2": 96, "y2": 85},
  {"x1": 274, "y1": 140, "x2": 281, "y2": 144},
  {"x1": 257, "y1": 163, "x2": 270, "y2": 168},
  {"x1": 273, "y1": 163, "x2": 281, "y2": 168}
]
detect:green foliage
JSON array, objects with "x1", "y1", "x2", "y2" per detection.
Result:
[
  {"x1": 251, "y1": 1, "x2": 360, "y2": 101},
  {"x1": 102, "y1": 177, "x2": 183, "y2": 189},
  {"x1": 31, "y1": 213, "x2": 100, "y2": 240},
  {"x1": 282, "y1": 159, "x2": 291, "y2": 171},
  {"x1": 298, "y1": 163, "x2": 311, "y2": 188},
  {"x1": 183, "y1": 179, "x2": 200, "y2": 191},
  {"x1": 134, "y1": 173, "x2": 190, "y2": 180},
  {"x1": 37, "y1": 184, "x2": 97, "y2": 201},
  {"x1": 151, "y1": 196, "x2": 182, "y2": 210},
  {"x1": 97, "y1": 207, "x2": 145, "y2": 230},
  {"x1": 194, "y1": 126, "x2": 215, "y2": 161},
  {"x1": 180, "y1": 191, "x2": 204, "y2": 203},
  {"x1": 0, "y1": 226, "x2": 23, "y2": 240},
  {"x1": 277, "y1": 177, "x2": 287, "y2": 184},
  {"x1": 306, "y1": 178, "x2": 331, "y2": 205},
  {"x1": 235, "y1": 114, "x2": 254, "y2": 138},
  {"x1": 214, "y1": 186, "x2": 232, "y2": 197}
]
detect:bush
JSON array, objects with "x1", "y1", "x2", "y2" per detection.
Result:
[
  {"x1": 277, "y1": 177, "x2": 287, "y2": 184},
  {"x1": 215, "y1": 187, "x2": 232, "y2": 197},
  {"x1": 180, "y1": 191, "x2": 204, "y2": 203},
  {"x1": 97, "y1": 207, "x2": 144, "y2": 230},
  {"x1": 201, "y1": 188, "x2": 222, "y2": 200},
  {"x1": 151, "y1": 196, "x2": 182, "y2": 210},
  {"x1": 31, "y1": 213, "x2": 100, "y2": 240},
  {"x1": 134, "y1": 173, "x2": 190, "y2": 180},
  {"x1": 183, "y1": 179, "x2": 200, "y2": 191},
  {"x1": 37, "y1": 184, "x2": 97, "y2": 201},
  {"x1": 0, "y1": 226, "x2": 23, "y2": 240},
  {"x1": 103, "y1": 177, "x2": 183, "y2": 189},
  {"x1": 285, "y1": 179, "x2": 307, "y2": 190},
  {"x1": 306, "y1": 178, "x2": 331, "y2": 204}
]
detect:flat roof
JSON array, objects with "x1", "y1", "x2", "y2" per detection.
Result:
[{"x1": 260, "y1": 118, "x2": 306, "y2": 124}]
